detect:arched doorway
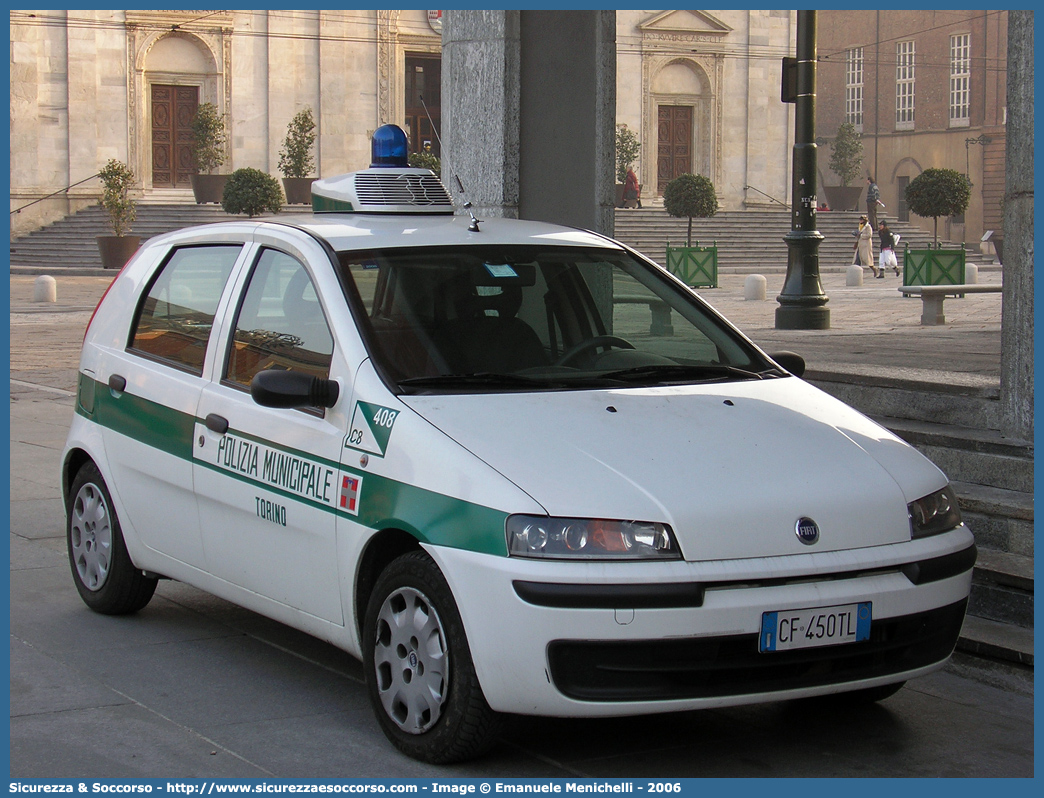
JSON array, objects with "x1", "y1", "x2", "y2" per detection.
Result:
[
  {"x1": 647, "y1": 58, "x2": 716, "y2": 196},
  {"x1": 132, "y1": 27, "x2": 225, "y2": 192}
]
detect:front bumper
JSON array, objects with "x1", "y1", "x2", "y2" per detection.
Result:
[{"x1": 426, "y1": 527, "x2": 975, "y2": 717}]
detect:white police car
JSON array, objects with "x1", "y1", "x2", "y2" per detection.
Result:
[{"x1": 64, "y1": 125, "x2": 975, "y2": 763}]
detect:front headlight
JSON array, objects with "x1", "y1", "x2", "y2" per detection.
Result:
[
  {"x1": 506, "y1": 515, "x2": 681, "y2": 560},
  {"x1": 909, "y1": 485, "x2": 962, "y2": 539}
]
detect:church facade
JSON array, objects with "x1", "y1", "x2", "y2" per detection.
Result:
[{"x1": 10, "y1": 10, "x2": 799, "y2": 236}]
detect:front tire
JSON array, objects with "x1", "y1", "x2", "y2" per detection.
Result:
[
  {"x1": 67, "y1": 461, "x2": 157, "y2": 614},
  {"x1": 363, "y1": 551, "x2": 501, "y2": 763}
]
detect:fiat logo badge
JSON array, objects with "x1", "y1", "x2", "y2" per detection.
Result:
[{"x1": 795, "y1": 517, "x2": 820, "y2": 545}]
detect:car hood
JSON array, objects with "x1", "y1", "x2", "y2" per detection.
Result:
[{"x1": 402, "y1": 378, "x2": 948, "y2": 561}]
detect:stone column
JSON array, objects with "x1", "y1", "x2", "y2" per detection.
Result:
[
  {"x1": 442, "y1": 10, "x2": 615, "y2": 235},
  {"x1": 1000, "y1": 10, "x2": 1033, "y2": 440},
  {"x1": 441, "y1": 11, "x2": 521, "y2": 219},
  {"x1": 518, "y1": 10, "x2": 616, "y2": 235}
]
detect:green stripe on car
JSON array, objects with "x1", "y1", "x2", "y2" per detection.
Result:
[{"x1": 76, "y1": 374, "x2": 509, "y2": 556}]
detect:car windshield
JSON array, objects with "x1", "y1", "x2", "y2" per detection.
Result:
[{"x1": 338, "y1": 245, "x2": 779, "y2": 393}]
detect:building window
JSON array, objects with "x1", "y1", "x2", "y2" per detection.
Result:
[
  {"x1": 950, "y1": 34, "x2": 971, "y2": 127},
  {"x1": 404, "y1": 54, "x2": 441, "y2": 156},
  {"x1": 845, "y1": 48, "x2": 864, "y2": 129},
  {"x1": 896, "y1": 40, "x2": 915, "y2": 130}
]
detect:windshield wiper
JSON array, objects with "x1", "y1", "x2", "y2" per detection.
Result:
[{"x1": 599, "y1": 364, "x2": 766, "y2": 383}]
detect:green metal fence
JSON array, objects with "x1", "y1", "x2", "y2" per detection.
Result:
[
  {"x1": 902, "y1": 244, "x2": 966, "y2": 286},
  {"x1": 666, "y1": 242, "x2": 718, "y2": 288}
]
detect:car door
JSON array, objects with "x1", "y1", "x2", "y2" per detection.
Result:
[
  {"x1": 193, "y1": 238, "x2": 350, "y2": 624},
  {"x1": 94, "y1": 242, "x2": 245, "y2": 569}
]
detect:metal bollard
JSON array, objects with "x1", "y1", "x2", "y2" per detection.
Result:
[{"x1": 33, "y1": 275, "x2": 57, "y2": 303}]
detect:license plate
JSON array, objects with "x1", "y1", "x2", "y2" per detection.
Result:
[{"x1": 759, "y1": 602, "x2": 871, "y2": 652}]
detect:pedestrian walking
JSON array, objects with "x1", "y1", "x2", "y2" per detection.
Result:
[
  {"x1": 878, "y1": 219, "x2": 901, "y2": 277},
  {"x1": 854, "y1": 214, "x2": 878, "y2": 277},
  {"x1": 866, "y1": 177, "x2": 884, "y2": 230},
  {"x1": 623, "y1": 167, "x2": 642, "y2": 208}
]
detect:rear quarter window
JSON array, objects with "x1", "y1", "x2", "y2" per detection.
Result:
[{"x1": 129, "y1": 245, "x2": 242, "y2": 375}]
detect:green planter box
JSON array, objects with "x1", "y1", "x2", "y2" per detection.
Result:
[
  {"x1": 902, "y1": 245, "x2": 966, "y2": 286},
  {"x1": 666, "y1": 242, "x2": 718, "y2": 288}
]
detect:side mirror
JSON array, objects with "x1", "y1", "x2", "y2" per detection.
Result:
[
  {"x1": 251, "y1": 369, "x2": 340, "y2": 409},
  {"x1": 770, "y1": 351, "x2": 805, "y2": 378}
]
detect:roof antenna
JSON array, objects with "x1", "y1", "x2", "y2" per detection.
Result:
[{"x1": 421, "y1": 93, "x2": 481, "y2": 232}]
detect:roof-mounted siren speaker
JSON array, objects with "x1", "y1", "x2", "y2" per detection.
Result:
[{"x1": 311, "y1": 124, "x2": 453, "y2": 214}]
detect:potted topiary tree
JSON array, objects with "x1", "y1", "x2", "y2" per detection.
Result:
[
  {"x1": 615, "y1": 125, "x2": 641, "y2": 208},
  {"x1": 190, "y1": 102, "x2": 228, "y2": 204},
  {"x1": 823, "y1": 122, "x2": 863, "y2": 211},
  {"x1": 901, "y1": 167, "x2": 972, "y2": 285},
  {"x1": 221, "y1": 167, "x2": 284, "y2": 217},
  {"x1": 96, "y1": 159, "x2": 140, "y2": 269},
  {"x1": 663, "y1": 173, "x2": 719, "y2": 287},
  {"x1": 278, "y1": 107, "x2": 317, "y2": 204},
  {"x1": 408, "y1": 149, "x2": 441, "y2": 177}
]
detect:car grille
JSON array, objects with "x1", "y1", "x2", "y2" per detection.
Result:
[{"x1": 547, "y1": 599, "x2": 967, "y2": 702}]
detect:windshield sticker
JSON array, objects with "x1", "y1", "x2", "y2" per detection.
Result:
[
  {"x1": 484, "y1": 262, "x2": 518, "y2": 279},
  {"x1": 345, "y1": 401, "x2": 399, "y2": 457}
]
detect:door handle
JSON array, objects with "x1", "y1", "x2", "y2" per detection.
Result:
[
  {"x1": 205, "y1": 413, "x2": 229, "y2": 435},
  {"x1": 108, "y1": 374, "x2": 126, "y2": 393}
]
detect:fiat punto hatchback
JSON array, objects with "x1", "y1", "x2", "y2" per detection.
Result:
[{"x1": 64, "y1": 126, "x2": 975, "y2": 763}]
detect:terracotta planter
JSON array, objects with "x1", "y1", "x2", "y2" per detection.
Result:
[
  {"x1": 822, "y1": 185, "x2": 862, "y2": 212},
  {"x1": 282, "y1": 177, "x2": 315, "y2": 205},
  {"x1": 97, "y1": 235, "x2": 141, "y2": 270},
  {"x1": 190, "y1": 174, "x2": 228, "y2": 204}
]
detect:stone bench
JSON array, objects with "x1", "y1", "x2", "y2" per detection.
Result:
[
  {"x1": 614, "y1": 294, "x2": 673, "y2": 336},
  {"x1": 899, "y1": 284, "x2": 1002, "y2": 326}
]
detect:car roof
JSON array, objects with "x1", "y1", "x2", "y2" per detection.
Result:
[
  {"x1": 163, "y1": 212, "x2": 621, "y2": 253},
  {"x1": 288, "y1": 212, "x2": 622, "y2": 252}
]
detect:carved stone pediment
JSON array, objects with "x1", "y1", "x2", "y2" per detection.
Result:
[
  {"x1": 125, "y1": 10, "x2": 234, "y2": 31},
  {"x1": 639, "y1": 10, "x2": 732, "y2": 39}
]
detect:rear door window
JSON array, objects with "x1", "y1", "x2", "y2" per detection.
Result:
[{"x1": 129, "y1": 245, "x2": 242, "y2": 375}]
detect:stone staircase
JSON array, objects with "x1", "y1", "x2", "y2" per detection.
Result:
[
  {"x1": 9, "y1": 201, "x2": 312, "y2": 271},
  {"x1": 612, "y1": 206, "x2": 989, "y2": 275},
  {"x1": 13, "y1": 201, "x2": 988, "y2": 275},
  {"x1": 806, "y1": 365, "x2": 1033, "y2": 672}
]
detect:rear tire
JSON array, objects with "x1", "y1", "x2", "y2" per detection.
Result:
[
  {"x1": 67, "y1": 461, "x2": 157, "y2": 615},
  {"x1": 363, "y1": 550, "x2": 502, "y2": 763}
]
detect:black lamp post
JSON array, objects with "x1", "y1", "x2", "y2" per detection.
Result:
[{"x1": 776, "y1": 10, "x2": 829, "y2": 330}]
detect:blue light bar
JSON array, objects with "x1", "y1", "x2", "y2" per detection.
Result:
[{"x1": 370, "y1": 124, "x2": 410, "y2": 168}]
